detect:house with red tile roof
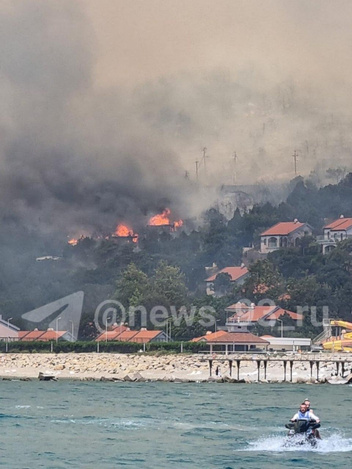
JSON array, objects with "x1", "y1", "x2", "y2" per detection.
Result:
[
  {"x1": 319, "y1": 215, "x2": 352, "y2": 254},
  {"x1": 95, "y1": 324, "x2": 129, "y2": 342},
  {"x1": 131, "y1": 329, "x2": 169, "y2": 344},
  {"x1": 95, "y1": 327, "x2": 169, "y2": 343},
  {"x1": 20, "y1": 328, "x2": 74, "y2": 342},
  {"x1": 204, "y1": 265, "x2": 249, "y2": 296},
  {"x1": 112, "y1": 329, "x2": 139, "y2": 342},
  {"x1": 260, "y1": 220, "x2": 312, "y2": 253},
  {"x1": 20, "y1": 329, "x2": 47, "y2": 341},
  {"x1": 225, "y1": 302, "x2": 303, "y2": 328},
  {"x1": 191, "y1": 329, "x2": 269, "y2": 353},
  {"x1": 37, "y1": 330, "x2": 72, "y2": 342}
]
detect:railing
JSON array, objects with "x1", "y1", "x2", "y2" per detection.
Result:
[{"x1": 313, "y1": 327, "x2": 331, "y2": 344}]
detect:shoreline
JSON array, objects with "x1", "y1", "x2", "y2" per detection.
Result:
[{"x1": 1, "y1": 352, "x2": 352, "y2": 384}]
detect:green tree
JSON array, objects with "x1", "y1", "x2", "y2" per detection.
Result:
[
  {"x1": 242, "y1": 259, "x2": 285, "y2": 302},
  {"x1": 153, "y1": 261, "x2": 189, "y2": 308},
  {"x1": 213, "y1": 272, "x2": 232, "y2": 296},
  {"x1": 114, "y1": 263, "x2": 150, "y2": 308}
]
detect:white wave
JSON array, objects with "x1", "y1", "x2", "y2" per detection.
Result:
[
  {"x1": 241, "y1": 433, "x2": 352, "y2": 453},
  {"x1": 15, "y1": 405, "x2": 31, "y2": 409}
]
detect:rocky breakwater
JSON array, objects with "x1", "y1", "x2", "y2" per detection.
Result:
[
  {"x1": 1, "y1": 352, "x2": 352, "y2": 383},
  {"x1": 0, "y1": 353, "x2": 210, "y2": 382}
]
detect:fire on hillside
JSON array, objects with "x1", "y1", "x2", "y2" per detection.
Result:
[{"x1": 67, "y1": 208, "x2": 183, "y2": 245}]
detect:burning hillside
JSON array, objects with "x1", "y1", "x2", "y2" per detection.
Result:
[
  {"x1": 114, "y1": 224, "x2": 138, "y2": 242},
  {"x1": 148, "y1": 208, "x2": 183, "y2": 230},
  {"x1": 67, "y1": 208, "x2": 183, "y2": 245}
]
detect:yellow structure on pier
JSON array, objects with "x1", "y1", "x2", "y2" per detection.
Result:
[{"x1": 323, "y1": 320, "x2": 352, "y2": 352}]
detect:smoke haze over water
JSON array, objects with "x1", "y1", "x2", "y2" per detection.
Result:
[{"x1": 1, "y1": 0, "x2": 352, "y2": 238}]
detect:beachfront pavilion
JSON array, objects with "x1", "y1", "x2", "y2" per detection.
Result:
[{"x1": 192, "y1": 330, "x2": 269, "y2": 354}]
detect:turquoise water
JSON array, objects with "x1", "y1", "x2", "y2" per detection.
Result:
[{"x1": 0, "y1": 381, "x2": 351, "y2": 468}]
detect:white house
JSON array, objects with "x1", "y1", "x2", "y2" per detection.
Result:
[
  {"x1": 260, "y1": 220, "x2": 312, "y2": 254},
  {"x1": 261, "y1": 335, "x2": 311, "y2": 352},
  {"x1": 0, "y1": 316, "x2": 19, "y2": 341},
  {"x1": 319, "y1": 216, "x2": 352, "y2": 254}
]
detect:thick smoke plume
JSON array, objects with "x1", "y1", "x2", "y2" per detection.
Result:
[
  {"x1": 1, "y1": 1, "x2": 352, "y2": 242},
  {"x1": 0, "y1": 1, "x2": 196, "y2": 240}
]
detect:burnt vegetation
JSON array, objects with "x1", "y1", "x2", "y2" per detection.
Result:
[{"x1": 2, "y1": 174, "x2": 352, "y2": 339}]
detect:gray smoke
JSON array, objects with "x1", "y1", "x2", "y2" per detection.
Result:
[
  {"x1": 0, "y1": 1, "x2": 194, "y2": 239},
  {"x1": 1, "y1": 1, "x2": 352, "y2": 241}
]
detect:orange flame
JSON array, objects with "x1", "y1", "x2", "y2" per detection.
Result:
[
  {"x1": 68, "y1": 238, "x2": 78, "y2": 246},
  {"x1": 148, "y1": 208, "x2": 171, "y2": 226},
  {"x1": 148, "y1": 208, "x2": 183, "y2": 230},
  {"x1": 116, "y1": 224, "x2": 133, "y2": 237},
  {"x1": 174, "y1": 220, "x2": 183, "y2": 229},
  {"x1": 115, "y1": 224, "x2": 138, "y2": 243}
]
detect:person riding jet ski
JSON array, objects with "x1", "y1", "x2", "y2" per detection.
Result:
[
  {"x1": 291, "y1": 403, "x2": 320, "y2": 423},
  {"x1": 285, "y1": 403, "x2": 321, "y2": 446},
  {"x1": 303, "y1": 399, "x2": 321, "y2": 439}
]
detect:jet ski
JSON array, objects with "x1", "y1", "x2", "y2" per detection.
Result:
[{"x1": 284, "y1": 419, "x2": 321, "y2": 447}]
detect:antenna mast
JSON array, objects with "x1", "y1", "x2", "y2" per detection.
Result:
[
  {"x1": 202, "y1": 147, "x2": 208, "y2": 177},
  {"x1": 232, "y1": 151, "x2": 237, "y2": 184},
  {"x1": 293, "y1": 150, "x2": 298, "y2": 176},
  {"x1": 195, "y1": 160, "x2": 199, "y2": 182}
]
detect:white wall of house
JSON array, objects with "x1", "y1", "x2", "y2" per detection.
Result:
[
  {"x1": 260, "y1": 226, "x2": 312, "y2": 254},
  {"x1": 324, "y1": 226, "x2": 352, "y2": 241},
  {"x1": 264, "y1": 337, "x2": 311, "y2": 352},
  {"x1": 0, "y1": 323, "x2": 19, "y2": 341}
]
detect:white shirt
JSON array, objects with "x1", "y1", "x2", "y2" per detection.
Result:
[{"x1": 291, "y1": 410, "x2": 320, "y2": 421}]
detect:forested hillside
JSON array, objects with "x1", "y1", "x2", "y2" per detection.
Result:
[{"x1": 2, "y1": 174, "x2": 352, "y2": 339}]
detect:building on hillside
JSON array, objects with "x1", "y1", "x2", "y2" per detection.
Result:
[
  {"x1": 260, "y1": 220, "x2": 312, "y2": 254},
  {"x1": 318, "y1": 216, "x2": 352, "y2": 254},
  {"x1": 261, "y1": 335, "x2": 311, "y2": 352},
  {"x1": 204, "y1": 265, "x2": 249, "y2": 296},
  {"x1": 20, "y1": 328, "x2": 75, "y2": 342},
  {"x1": 0, "y1": 316, "x2": 19, "y2": 341},
  {"x1": 191, "y1": 329, "x2": 269, "y2": 354},
  {"x1": 225, "y1": 302, "x2": 303, "y2": 329}
]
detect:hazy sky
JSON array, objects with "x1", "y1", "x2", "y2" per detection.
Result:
[
  {"x1": 1, "y1": 0, "x2": 352, "y2": 236},
  {"x1": 85, "y1": 0, "x2": 352, "y2": 94},
  {"x1": 83, "y1": 0, "x2": 352, "y2": 179}
]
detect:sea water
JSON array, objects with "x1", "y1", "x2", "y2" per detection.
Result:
[{"x1": 0, "y1": 381, "x2": 351, "y2": 468}]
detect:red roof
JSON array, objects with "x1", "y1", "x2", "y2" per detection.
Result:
[
  {"x1": 205, "y1": 266, "x2": 248, "y2": 282},
  {"x1": 96, "y1": 330, "x2": 121, "y2": 342},
  {"x1": 38, "y1": 330, "x2": 67, "y2": 341},
  {"x1": 20, "y1": 330, "x2": 68, "y2": 341},
  {"x1": 116, "y1": 330, "x2": 139, "y2": 342},
  {"x1": 111, "y1": 324, "x2": 128, "y2": 333},
  {"x1": 21, "y1": 330, "x2": 46, "y2": 341},
  {"x1": 205, "y1": 331, "x2": 269, "y2": 344},
  {"x1": 324, "y1": 218, "x2": 352, "y2": 231},
  {"x1": 226, "y1": 305, "x2": 302, "y2": 322},
  {"x1": 266, "y1": 308, "x2": 302, "y2": 321},
  {"x1": 18, "y1": 331, "x2": 30, "y2": 340},
  {"x1": 261, "y1": 221, "x2": 305, "y2": 236},
  {"x1": 131, "y1": 330, "x2": 164, "y2": 343},
  {"x1": 191, "y1": 330, "x2": 228, "y2": 342}
]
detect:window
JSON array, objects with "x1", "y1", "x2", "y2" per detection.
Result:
[{"x1": 268, "y1": 237, "x2": 277, "y2": 248}]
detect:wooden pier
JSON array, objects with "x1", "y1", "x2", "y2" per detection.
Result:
[{"x1": 204, "y1": 354, "x2": 352, "y2": 382}]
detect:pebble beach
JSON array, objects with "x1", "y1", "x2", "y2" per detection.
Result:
[{"x1": 1, "y1": 352, "x2": 352, "y2": 383}]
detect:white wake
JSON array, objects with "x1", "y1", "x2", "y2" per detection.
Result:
[{"x1": 242, "y1": 433, "x2": 352, "y2": 453}]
